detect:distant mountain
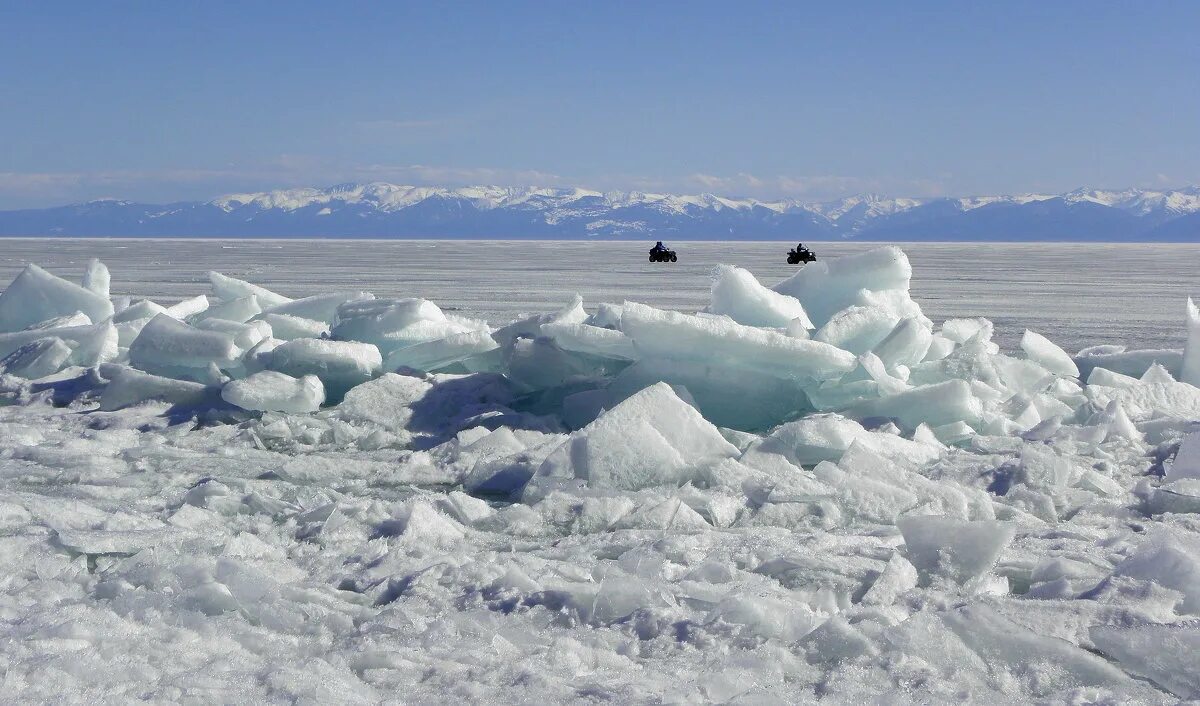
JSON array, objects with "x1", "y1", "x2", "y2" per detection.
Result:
[
  {"x1": 1, "y1": 182, "x2": 1198, "y2": 240},
  {"x1": 1145, "y1": 209, "x2": 1200, "y2": 242}
]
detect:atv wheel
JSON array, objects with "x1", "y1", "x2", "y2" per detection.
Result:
[
  {"x1": 648, "y1": 254, "x2": 656, "y2": 262},
  {"x1": 787, "y1": 255, "x2": 799, "y2": 264},
  {"x1": 669, "y1": 253, "x2": 677, "y2": 262}
]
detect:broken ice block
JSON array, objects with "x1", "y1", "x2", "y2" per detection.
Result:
[
  {"x1": 221, "y1": 370, "x2": 325, "y2": 413},
  {"x1": 266, "y1": 338, "x2": 381, "y2": 399},
  {"x1": 128, "y1": 314, "x2": 240, "y2": 376},
  {"x1": 772, "y1": 246, "x2": 913, "y2": 326},
  {"x1": 100, "y1": 367, "x2": 217, "y2": 411},
  {"x1": 0, "y1": 264, "x2": 114, "y2": 333},
  {"x1": 709, "y1": 265, "x2": 812, "y2": 329},
  {"x1": 526, "y1": 382, "x2": 739, "y2": 495},
  {"x1": 897, "y1": 515, "x2": 1014, "y2": 584},
  {"x1": 620, "y1": 301, "x2": 856, "y2": 381},
  {"x1": 208, "y1": 271, "x2": 291, "y2": 308}
]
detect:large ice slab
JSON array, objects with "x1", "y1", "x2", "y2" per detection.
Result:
[
  {"x1": 165, "y1": 294, "x2": 209, "y2": 320},
  {"x1": 813, "y1": 305, "x2": 900, "y2": 355},
  {"x1": 1106, "y1": 532, "x2": 1200, "y2": 615},
  {"x1": 192, "y1": 318, "x2": 271, "y2": 351},
  {"x1": 113, "y1": 299, "x2": 168, "y2": 324},
  {"x1": 265, "y1": 338, "x2": 381, "y2": 399},
  {"x1": 260, "y1": 291, "x2": 373, "y2": 324},
  {"x1": 1074, "y1": 347, "x2": 1182, "y2": 380},
  {"x1": 1086, "y1": 374, "x2": 1200, "y2": 421},
  {"x1": 128, "y1": 314, "x2": 239, "y2": 377},
  {"x1": 331, "y1": 297, "x2": 448, "y2": 352},
  {"x1": 208, "y1": 271, "x2": 291, "y2": 308},
  {"x1": 26, "y1": 312, "x2": 92, "y2": 330},
  {"x1": 752, "y1": 413, "x2": 941, "y2": 466},
  {"x1": 197, "y1": 295, "x2": 262, "y2": 324},
  {"x1": 848, "y1": 379, "x2": 983, "y2": 430},
  {"x1": 1167, "y1": 431, "x2": 1200, "y2": 482},
  {"x1": 619, "y1": 301, "x2": 856, "y2": 381},
  {"x1": 1090, "y1": 624, "x2": 1200, "y2": 699},
  {"x1": 0, "y1": 264, "x2": 114, "y2": 333},
  {"x1": 540, "y1": 322, "x2": 639, "y2": 362},
  {"x1": 503, "y1": 336, "x2": 613, "y2": 390},
  {"x1": 607, "y1": 356, "x2": 809, "y2": 431},
  {"x1": 332, "y1": 372, "x2": 432, "y2": 430},
  {"x1": 897, "y1": 516, "x2": 1014, "y2": 584},
  {"x1": 0, "y1": 321, "x2": 118, "y2": 369},
  {"x1": 82, "y1": 259, "x2": 110, "y2": 298},
  {"x1": 493, "y1": 295, "x2": 588, "y2": 346},
  {"x1": 0, "y1": 337, "x2": 73, "y2": 379},
  {"x1": 255, "y1": 313, "x2": 328, "y2": 341},
  {"x1": 1182, "y1": 298, "x2": 1200, "y2": 387},
  {"x1": 1020, "y1": 329, "x2": 1079, "y2": 378},
  {"x1": 772, "y1": 246, "x2": 914, "y2": 326},
  {"x1": 99, "y1": 367, "x2": 217, "y2": 411},
  {"x1": 383, "y1": 329, "x2": 498, "y2": 372},
  {"x1": 708, "y1": 265, "x2": 812, "y2": 329},
  {"x1": 869, "y1": 316, "x2": 933, "y2": 369},
  {"x1": 221, "y1": 371, "x2": 325, "y2": 413}
]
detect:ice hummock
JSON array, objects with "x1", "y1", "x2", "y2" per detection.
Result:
[
  {"x1": 708, "y1": 264, "x2": 813, "y2": 329},
  {"x1": 0, "y1": 263, "x2": 115, "y2": 332},
  {"x1": 525, "y1": 382, "x2": 739, "y2": 496},
  {"x1": 0, "y1": 247, "x2": 1197, "y2": 703}
]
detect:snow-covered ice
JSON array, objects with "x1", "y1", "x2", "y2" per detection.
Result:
[
  {"x1": 221, "y1": 370, "x2": 326, "y2": 414},
  {"x1": 0, "y1": 247, "x2": 1199, "y2": 702}
]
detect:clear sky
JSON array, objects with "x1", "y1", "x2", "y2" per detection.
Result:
[{"x1": 1, "y1": 1, "x2": 1197, "y2": 208}]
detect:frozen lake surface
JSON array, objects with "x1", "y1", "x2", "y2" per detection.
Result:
[
  {"x1": 1, "y1": 240, "x2": 1199, "y2": 702},
  {"x1": 3, "y1": 239, "x2": 1197, "y2": 351}
]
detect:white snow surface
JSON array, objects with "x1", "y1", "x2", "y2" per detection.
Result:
[{"x1": 0, "y1": 248, "x2": 1199, "y2": 702}]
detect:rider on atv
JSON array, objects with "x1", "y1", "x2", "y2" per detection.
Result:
[
  {"x1": 648, "y1": 241, "x2": 677, "y2": 262},
  {"x1": 787, "y1": 242, "x2": 816, "y2": 264}
]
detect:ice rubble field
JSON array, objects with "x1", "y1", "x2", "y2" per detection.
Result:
[{"x1": 1, "y1": 248, "x2": 1199, "y2": 703}]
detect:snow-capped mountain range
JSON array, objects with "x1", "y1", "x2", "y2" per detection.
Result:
[{"x1": 2, "y1": 183, "x2": 1199, "y2": 240}]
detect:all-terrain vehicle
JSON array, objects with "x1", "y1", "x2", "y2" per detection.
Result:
[
  {"x1": 649, "y1": 242, "x2": 677, "y2": 263},
  {"x1": 787, "y1": 243, "x2": 816, "y2": 264}
]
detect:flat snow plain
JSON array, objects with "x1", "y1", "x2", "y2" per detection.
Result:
[{"x1": 0, "y1": 240, "x2": 1199, "y2": 703}]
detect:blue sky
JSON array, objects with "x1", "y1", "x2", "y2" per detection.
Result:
[{"x1": 1, "y1": 1, "x2": 1197, "y2": 208}]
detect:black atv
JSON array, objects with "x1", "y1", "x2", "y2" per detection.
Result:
[
  {"x1": 649, "y1": 247, "x2": 677, "y2": 263},
  {"x1": 787, "y1": 245, "x2": 816, "y2": 264}
]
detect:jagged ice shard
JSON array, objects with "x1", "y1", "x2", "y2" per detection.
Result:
[{"x1": 0, "y1": 246, "x2": 1198, "y2": 703}]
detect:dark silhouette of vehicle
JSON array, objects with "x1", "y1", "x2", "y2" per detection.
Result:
[
  {"x1": 787, "y1": 242, "x2": 816, "y2": 264},
  {"x1": 649, "y1": 241, "x2": 677, "y2": 263}
]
